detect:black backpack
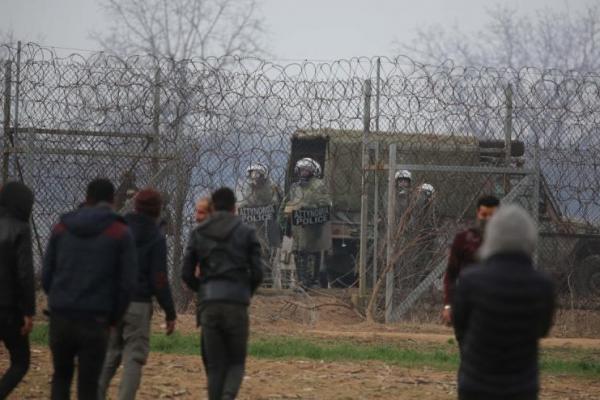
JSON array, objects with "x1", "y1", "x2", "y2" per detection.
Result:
[{"x1": 197, "y1": 231, "x2": 249, "y2": 283}]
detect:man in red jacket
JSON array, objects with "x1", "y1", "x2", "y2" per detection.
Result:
[{"x1": 441, "y1": 195, "x2": 499, "y2": 326}]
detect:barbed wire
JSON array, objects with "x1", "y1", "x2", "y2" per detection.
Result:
[{"x1": 2, "y1": 42, "x2": 600, "y2": 309}]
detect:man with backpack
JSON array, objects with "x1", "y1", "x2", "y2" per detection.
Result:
[{"x1": 182, "y1": 187, "x2": 263, "y2": 400}]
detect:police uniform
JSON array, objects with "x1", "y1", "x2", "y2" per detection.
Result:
[
  {"x1": 399, "y1": 185, "x2": 437, "y2": 288},
  {"x1": 287, "y1": 177, "x2": 332, "y2": 287},
  {"x1": 238, "y1": 180, "x2": 282, "y2": 249}
]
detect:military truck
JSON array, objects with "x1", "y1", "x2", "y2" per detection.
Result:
[{"x1": 284, "y1": 128, "x2": 600, "y2": 298}]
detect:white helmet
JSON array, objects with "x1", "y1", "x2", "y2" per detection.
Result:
[
  {"x1": 294, "y1": 157, "x2": 321, "y2": 178},
  {"x1": 420, "y1": 183, "x2": 435, "y2": 194},
  {"x1": 246, "y1": 163, "x2": 268, "y2": 178},
  {"x1": 395, "y1": 170, "x2": 412, "y2": 181}
]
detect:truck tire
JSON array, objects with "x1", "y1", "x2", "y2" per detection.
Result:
[{"x1": 573, "y1": 254, "x2": 600, "y2": 297}]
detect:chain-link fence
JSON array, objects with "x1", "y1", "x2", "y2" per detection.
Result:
[{"x1": 2, "y1": 43, "x2": 600, "y2": 317}]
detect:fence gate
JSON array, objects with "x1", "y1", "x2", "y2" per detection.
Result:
[{"x1": 365, "y1": 141, "x2": 541, "y2": 323}]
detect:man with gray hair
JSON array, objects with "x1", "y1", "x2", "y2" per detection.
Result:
[{"x1": 452, "y1": 204, "x2": 555, "y2": 400}]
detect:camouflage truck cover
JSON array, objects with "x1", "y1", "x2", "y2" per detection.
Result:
[
  {"x1": 286, "y1": 129, "x2": 600, "y2": 296},
  {"x1": 290, "y1": 129, "x2": 485, "y2": 234}
]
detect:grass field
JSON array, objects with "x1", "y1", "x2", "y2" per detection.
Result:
[
  {"x1": 29, "y1": 324, "x2": 600, "y2": 377},
  {"x1": 6, "y1": 294, "x2": 598, "y2": 398}
]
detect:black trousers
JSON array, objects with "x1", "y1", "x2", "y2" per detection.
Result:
[
  {"x1": 294, "y1": 251, "x2": 327, "y2": 288},
  {"x1": 200, "y1": 303, "x2": 249, "y2": 400},
  {"x1": 49, "y1": 314, "x2": 109, "y2": 400},
  {"x1": 459, "y1": 390, "x2": 537, "y2": 400},
  {"x1": 0, "y1": 313, "x2": 30, "y2": 399}
]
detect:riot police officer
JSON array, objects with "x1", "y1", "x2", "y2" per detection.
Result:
[
  {"x1": 285, "y1": 158, "x2": 332, "y2": 288},
  {"x1": 238, "y1": 163, "x2": 282, "y2": 283},
  {"x1": 394, "y1": 169, "x2": 413, "y2": 225},
  {"x1": 415, "y1": 183, "x2": 436, "y2": 229},
  {"x1": 412, "y1": 183, "x2": 437, "y2": 282}
]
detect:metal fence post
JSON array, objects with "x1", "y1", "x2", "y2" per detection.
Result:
[
  {"x1": 359, "y1": 79, "x2": 372, "y2": 297},
  {"x1": 12, "y1": 41, "x2": 21, "y2": 181},
  {"x1": 504, "y1": 84, "x2": 513, "y2": 193},
  {"x1": 152, "y1": 67, "x2": 161, "y2": 175},
  {"x1": 504, "y1": 84, "x2": 513, "y2": 164},
  {"x1": 385, "y1": 143, "x2": 397, "y2": 323},
  {"x1": 7, "y1": 42, "x2": 44, "y2": 264},
  {"x1": 171, "y1": 155, "x2": 191, "y2": 308},
  {"x1": 533, "y1": 136, "x2": 541, "y2": 267},
  {"x1": 372, "y1": 58, "x2": 381, "y2": 288},
  {"x1": 2, "y1": 60, "x2": 11, "y2": 184}
]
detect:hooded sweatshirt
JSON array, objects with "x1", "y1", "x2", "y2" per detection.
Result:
[
  {"x1": 182, "y1": 211, "x2": 263, "y2": 305},
  {"x1": 452, "y1": 205, "x2": 555, "y2": 398},
  {"x1": 125, "y1": 212, "x2": 176, "y2": 321},
  {"x1": 0, "y1": 182, "x2": 35, "y2": 317},
  {"x1": 42, "y1": 205, "x2": 137, "y2": 325}
]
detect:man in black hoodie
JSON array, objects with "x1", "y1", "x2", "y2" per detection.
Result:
[
  {"x1": 98, "y1": 188, "x2": 177, "y2": 400},
  {"x1": 0, "y1": 181, "x2": 35, "y2": 398},
  {"x1": 42, "y1": 178, "x2": 137, "y2": 400},
  {"x1": 182, "y1": 187, "x2": 263, "y2": 400}
]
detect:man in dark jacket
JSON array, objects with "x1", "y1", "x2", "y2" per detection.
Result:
[
  {"x1": 0, "y1": 181, "x2": 35, "y2": 398},
  {"x1": 453, "y1": 204, "x2": 555, "y2": 400},
  {"x1": 442, "y1": 195, "x2": 499, "y2": 325},
  {"x1": 42, "y1": 178, "x2": 137, "y2": 400},
  {"x1": 182, "y1": 187, "x2": 263, "y2": 400},
  {"x1": 98, "y1": 188, "x2": 177, "y2": 400}
]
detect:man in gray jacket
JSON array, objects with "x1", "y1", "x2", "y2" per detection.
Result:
[{"x1": 182, "y1": 187, "x2": 263, "y2": 400}]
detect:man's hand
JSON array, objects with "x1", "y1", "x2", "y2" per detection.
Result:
[
  {"x1": 166, "y1": 319, "x2": 176, "y2": 336},
  {"x1": 441, "y1": 307, "x2": 452, "y2": 327},
  {"x1": 21, "y1": 316, "x2": 33, "y2": 336}
]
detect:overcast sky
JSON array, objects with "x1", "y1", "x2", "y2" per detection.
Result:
[{"x1": 0, "y1": 0, "x2": 588, "y2": 60}]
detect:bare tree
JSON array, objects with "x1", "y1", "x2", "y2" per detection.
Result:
[
  {"x1": 0, "y1": 34, "x2": 10, "y2": 60},
  {"x1": 397, "y1": 3, "x2": 600, "y2": 71},
  {"x1": 91, "y1": 0, "x2": 267, "y2": 308},
  {"x1": 0, "y1": 29, "x2": 16, "y2": 43},
  {"x1": 92, "y1": 0, "x2": 265, "y2": 60},
  {"x1": 0, "y1": 30, "x2": 21, "y2": 59}
]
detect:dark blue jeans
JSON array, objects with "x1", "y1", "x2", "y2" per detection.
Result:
[
  {"x1": 0, "y1": 312, "x2": 30, "y2": 399},
  {"x1": 200, "y1": 303, "x2": 249, "y2": 400},
  {"x1": 49, "y1": 314, "x2": 109, "y2": 400}
]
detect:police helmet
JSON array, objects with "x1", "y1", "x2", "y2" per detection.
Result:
[
  {"x1": 246, "y1": 163, "x2": 268, "y2": 178},
  {"x1": 294, "y1": 157, "x2": 321, "y2": 178},
  {"x1": 394, "y1": 169, "x2": 412, "y2": 181},
  {"x1": 420, "y1": 183, "x2": 435, "y2": 194}
]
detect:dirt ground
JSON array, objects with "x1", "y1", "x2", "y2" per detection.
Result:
[
  {"x1": 164, "y1": 289, "x2": 600, "y2": 345},
  {"x1": 2, "y1": 344, "x2": 599, "y2": 400},
  {"x1": 2, "y1": 291, "x2": 599, "y2": 399}
]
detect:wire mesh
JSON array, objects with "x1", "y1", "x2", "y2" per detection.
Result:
[{"x1": 1, "y1": 43, "x2": 599, "y2": 312}]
